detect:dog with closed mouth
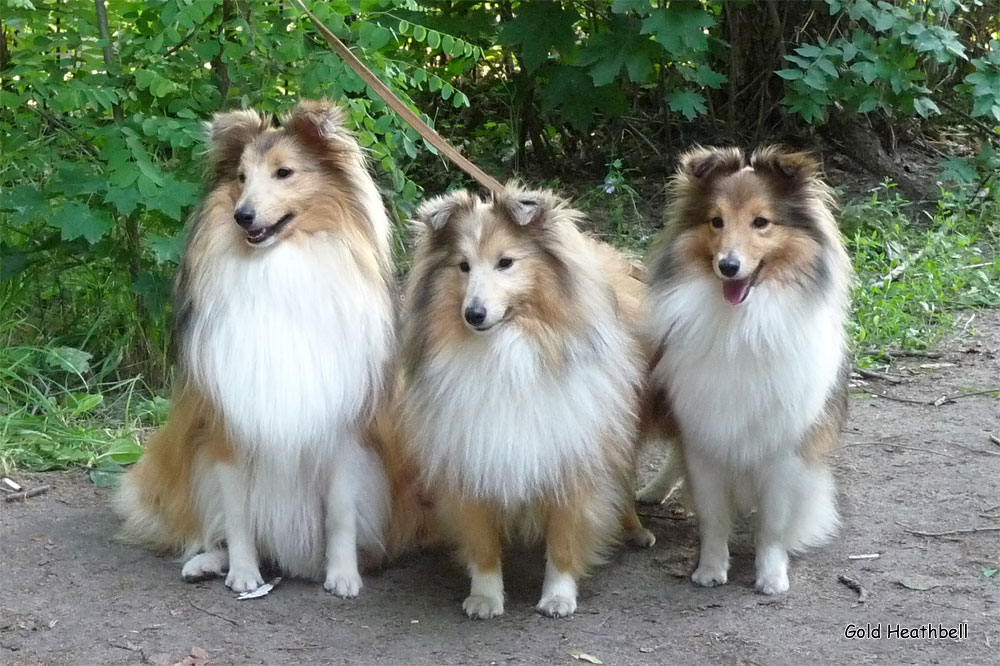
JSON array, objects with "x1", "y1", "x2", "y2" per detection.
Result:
[
  {"x1": 402, "y1": 185, "x2": 654, "y2": 619},
  {"x1": 114, "y1": 100, "x2": 427, "y2": 596},
  {"x1": 642, "y1": 146, "x2": 851, "y2": 594}
]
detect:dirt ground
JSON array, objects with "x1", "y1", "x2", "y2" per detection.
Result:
[{"x1": 2, "y1": 311, "x2": 998, "y2": 666}]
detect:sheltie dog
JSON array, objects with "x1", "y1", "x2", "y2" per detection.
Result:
[
  {"x1": 402, "y1": 185, "x2": 653, "y2": 619},
  {"x1": 115, "y1": 100, "x2": 425, "y2": 597},
  {"x1": 642, "y1": 146, "x2": 851, "y2": 594}
]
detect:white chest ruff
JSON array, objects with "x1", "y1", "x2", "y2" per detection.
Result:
[
  {"x1": 183, "y1": 240, "x2": 392, "y2": 453},
  {"x1": 409, "y1": 327, "x2": 639, "y2": 506},
  {"x1": 649, "y1": 278, "x2": 845, "y2": 466}
]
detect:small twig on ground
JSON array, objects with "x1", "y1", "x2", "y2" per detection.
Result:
[
  {"x1": 898, "y1": 522, "x2": 1000, "y2": 538},
  {"x1": 863, "y1": 349, "x2": 943, "y2": 362},
  {"x1": 4, "y1": 485, "x2": 51, "y2": 503},
  {"x1": 952, "y1": 443, "x2": 1000, "y2": 457},
  {"x1": 873, "y1": 388, "x2": 1000, "y2": 407},
  {"x1": 848, "y1": 553, "x2": 880, "y2": 560},
  {"x1": 983, "y1": 504, "x2": 1000, "y2": 514},
  {"x1": 853, "y1": 367, "x2": 905, "y2": 384},
  {"x1": 835, "y1": 440, "x2": 956, "y2": 458},
  {"x1": 989, "y1": 434, "x2": 1000, "y2": 447},
  {"x1": 188, "y1": 600, "x2": 240, "y2": 627},
  {"x1": 838, "y1": 574, "x2": 869, "y2": 603},
  {"x1": 1, "y1": 477, "x2": 22, "y2": 492}
]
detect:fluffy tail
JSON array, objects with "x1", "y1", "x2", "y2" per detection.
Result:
[
  {"x1": 784, "y1": 463, "x2": 839, "y2": 553},
  {"x1": 365, "y1": 374, "x2": 440, "y2": 561},
  {"x1": 113, "y1": 385, "x2": 206, "y2": 555}
]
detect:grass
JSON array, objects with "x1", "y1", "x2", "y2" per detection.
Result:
[
  {"x1": 1, "y1": 177, "x2": 997, "y2": 475},
  {"x1": 844, "y1": 183, "x2": 1000, "y2": 363}
]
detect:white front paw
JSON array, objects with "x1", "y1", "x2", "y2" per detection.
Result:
[
  {"x1": 182, "y1": 551, "x2": 227, "y2": 582},
  {"x1": 691, "y1": 564, "x2": 728, "y2": 587},
  {"x1": 324, "y1": 570, "x2": 363, "y2": 598},
  {"x1": 755, "y1": 568, "x2": 789, "y2": 595},
  {"x1": 535, "y1": 593, "x2": 577, "y2": 618},
  {"x1": 463, "y1": 594, "x2": 504, "y2": 619},
  {"x1": 226, "y1": 567, "x2": 264, "y2": 593}
]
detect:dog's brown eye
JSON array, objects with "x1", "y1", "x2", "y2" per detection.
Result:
[
  {"x1": 275, "y1": 168, "x2": 293, "y2": 179},
  {"x1": 753, "y1": 216, "x2": 770, "y2": 229},
  {"x1": 497, "y1": 257, "x2": 514, "y2": 269},
  {"x1": 459, "y1": 261, "x2": 470, "y2": 273},
  {"x1": 238, "y1": 173, "x2": 246, "y2": 183},
  {"x1": 711, "y1": 216, "x2": 724, "y2": 229}
]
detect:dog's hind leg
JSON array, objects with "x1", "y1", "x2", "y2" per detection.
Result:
[
  {"x1": 182, "y1": 548, "x2": 228, "y2": 582},
  {"x1": 636, "y1": 448, "x2": 685, "y2": 505}
]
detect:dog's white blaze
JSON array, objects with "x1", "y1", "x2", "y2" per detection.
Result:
[
  {"x1": 181, "y1": 234, "x2": 393, "y2": 579},
  {"x1": 409, "y1": 323, "x2": 639, "y2": 507},
  {"x1": 185, "y1": 237, "x2": 391, "y2": 453},
  {"x1": 648, "y1": 274, "x2": 846, "y2": 552},
  {"x1": 649, "y1": 277, "x2": 845, "y2": 467}
]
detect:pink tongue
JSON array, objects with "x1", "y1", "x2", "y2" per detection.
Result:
[{"x1": 723, "y1": 279, "x2": 751, "y2": 305}]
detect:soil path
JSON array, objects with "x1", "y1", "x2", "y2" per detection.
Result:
[{"x1": 3, "y1": 312, "x2": 998, "y2": 666}]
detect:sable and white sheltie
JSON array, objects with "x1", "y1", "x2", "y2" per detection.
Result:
[
  {"x1": 115, "y1": 100, "x2": 424, "y2": 596},
  {"x1": 402, "y1": 185, "x2": 653, "y2": 619},
  {"x1": 642, "y1": 146, "x2": 851, "y2": 595}
]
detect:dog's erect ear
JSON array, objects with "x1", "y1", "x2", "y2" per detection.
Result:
[
  {"x1": 284, "y1": 99, "x2": 348, "y2": 147},
  {"x1": 750, "y1": 146, "x2": 821, "y2": 190},
  {"x1": 496, "y1": 187, "x2": 559, "y2": 228},
  {"x1": 504, "y1": 197, "x2": 546, "y2": 227},
  {"x1": 207, "y1": 109, "x2": 270, "y2": 179},
  {"x1": 678, "y1": 146, "x2": 745, "y2": 185},
  {"x1": 415, "y1": 192, "x2": 468, "y2": 231}
]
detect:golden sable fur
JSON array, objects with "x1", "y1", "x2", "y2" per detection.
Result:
[
  {"x1": 115, "y1": 100, "x2": 429, "y2": 596},
  {"x1": 402, "y1": 185, "x2": 653, "y2": 619},
  {"x1": 641, "y1": 146, "x2": 851, "y2": 595}
]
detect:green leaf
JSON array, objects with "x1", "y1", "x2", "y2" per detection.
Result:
[
  {"x1": 44, "y1": 346, "x2": 92, "y2": 375},
  {"x1": 104, "y1": 186, "x2": 143, "y2": 217},
  {"x1": 412, "y1": 24, "x2": 427, "y2": 42},
  {"x1": 690, "y1": 65, "x2": 727, "y2": 89},
  {"x1": 426, "y1": 30, "x2": 440, "y2": 49},
  {"x1": 641, "y1": 4, "x2": 714, "y2": 56},
  {"x1": 667, "y1": 90, "x2": 707, "y2": 120},
  {"x1": 499, "y1": 2, "x2": 578, "y2": 73},
  {"x1": 50, "y1": 202, "x2": 113, "y2": 244},
  {"x1": 64, "y1": 392, "x2": 103, "y2": 415},
  {"x1": 100, "y1": 439, "x2": 145, "y2": 465},
  {"x1": 913, "y1": 96, "x2": 940, "y2": 118},
  {"x1": 776, "y1": 68, "x2": 803, "y2": 81},
  {"x1": 984, "y1": 568, "x2": 998, "y2": 578},
  {"x1": 145, "y1": 231, "x2": 187, "y2": 264},
  {"x1": 89, "y1": 459, "x2": 126, "y2": 487}
]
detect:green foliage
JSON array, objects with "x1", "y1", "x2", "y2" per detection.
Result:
[
  {"x1": 844, "y1": 183, "x2": 1000, "y2": 362},
  {"x1": 1, "y1": 0, "x2": 479, "y2": 380},
  {"x1": 779, "y1": 0, "x2": 998, "y2": 123}
]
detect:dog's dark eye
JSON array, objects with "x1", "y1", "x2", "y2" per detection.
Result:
[
  {"x1": 238, "y1": 173, "x2": 246, "y2": 183},
  {"x1": 497, "y1": 257, "x2": 514, "y2": 269},
  {"x1": 459, "y1": 261, "x2": 470, "y2": 273},
  {"x1": 710, "y1": 216, "x2": 724, "y2": 229},
  {"x1": 752, "y1": 216, "x2": 770, "y2": 229},
  {"x1": 275, "y1": 168, "x2": 293, "y2": 179}
]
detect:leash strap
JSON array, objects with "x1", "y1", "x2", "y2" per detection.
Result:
[{"x1": 291, "y1": 0, "x2": 505, "y2": 195}]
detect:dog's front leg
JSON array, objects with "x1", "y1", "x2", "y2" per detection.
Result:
[
  {"x1": 323, "y1": 437, "x2": 363, "y2": 598},
  {"x1": 536, "y1": 502, "x2": 588, "y2": 618},
  {"x1": 686, "y1": 447, "x2": 731, "y2": 587},
  {"x1": 217, "y1": 462, "x2": 264, "y2": 593},
  {"x1": 454, "y1": 500, "x2": 504, "y2": 619}
]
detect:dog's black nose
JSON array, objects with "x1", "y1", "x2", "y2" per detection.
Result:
[
  {"x1": 718, "y1": 256, "x2": 740, "y2": 278},
  {"x1": 234, "y1": 206, "x2": 256, "y2": 228},
  {"x1": 464, "y1": 304, "x2": 487, "y2": 326}
]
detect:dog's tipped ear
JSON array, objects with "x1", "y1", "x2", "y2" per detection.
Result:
[
  {"x1": 206, "y1": 109, "x2": 270, "y2": 178},
  {"x1": 678, "y1": 146, "x2": 745, "y2": 184},
  {"x1": 497, "y1": 187, "x2": 557, "y2": 228},
  {"x1": 284, "y1": 99, "x2": 348, "y2": 146},
  {"x1": 415, "y1": 193, "x2": 466, "y2": 231},
  {"x1": 750, "y1": 146, "x2": 821, "y2": 189}
]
